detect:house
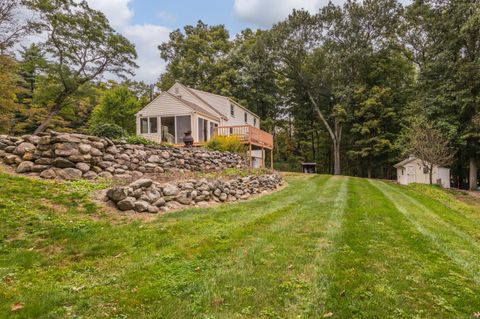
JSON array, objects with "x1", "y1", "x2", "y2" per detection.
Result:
[
  {"x1": 394, "y1": 156, "x2": 450, "y2": 188},
  {"x1": 135, "y1": 82, "x2": 273, "y2": 168}
]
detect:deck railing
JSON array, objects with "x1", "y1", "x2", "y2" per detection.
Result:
[{"x1": 213, "y1": 125, "x2": 273, "y2": 149}]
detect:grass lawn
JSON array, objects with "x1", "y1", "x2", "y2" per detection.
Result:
[{"x1": 1, "y1": 172, "x2": 480, "y2": 318}]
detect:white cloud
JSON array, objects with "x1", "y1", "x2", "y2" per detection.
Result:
[
  {"x1": 157, "y1": 10, "x2": 177, "y2": 23},
  {"x1": 123, "y1": 24, "x2": 171, "y2": 82},
  {"x1": 87, "y1": 0, "x2": 134, "y2": 29},
  {"x1": 86, "y1": 0, "x2": 170, "y2": 83},
  {"x1": 233, "y1": 0, "x2": 329, "y2": 26},
  {"x1": 233, "y1": 0, "x2": 412, "y2": 27}
]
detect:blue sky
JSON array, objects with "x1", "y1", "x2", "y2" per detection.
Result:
[{"x1": 86, "y1": 0, "x2": 410, "y2": 83}]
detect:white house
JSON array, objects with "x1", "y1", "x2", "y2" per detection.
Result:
[
  {"x1": 394, "y1": 156, "x2": 450, "y2": 188},
  {"x1": 135, "y1": 82, "x2": 273, "y2": 168}
]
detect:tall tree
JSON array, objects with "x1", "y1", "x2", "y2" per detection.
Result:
[
  {"x1": 404, "y1": 0, "x2": 480, "y2": 189},
  {"x1": 157, "y1": 21, "x2": 232, "y2": 94},
  {"x1": 270, "y1": 0, "x2": 403, "y2": 175},
  {"x1": 26, "y1": 0, "x2": 137, "y2": 133}
]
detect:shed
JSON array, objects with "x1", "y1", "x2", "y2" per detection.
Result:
[{"x1": 394, "y1": 156, "x2": 450, "y2": 188}]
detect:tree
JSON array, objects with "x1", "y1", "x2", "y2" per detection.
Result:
[
  {"x1": 403, "y1": 0, "x2": 480, "y2": 189},
  {"x1": 89, "y1": 85, "x2": 141, "y2": 134},
  {"x1": 0, "y1": 55, "x2": 17, "y2": 133},
  {"x1": 404, "y1": 118, "x2": 455, "y2": 185},
  {"x1": 270, "y1": 0, "x2": 403, "y2": 175},
  {"x1": 0, "y1": 0, "x2": 35, "y2": 52},
  {"x1": 25, "y1": 0, "x2": 137, "y2": 133},
  {"x1": 157, "y1": 21, "x2": 232, "y2": 94}
]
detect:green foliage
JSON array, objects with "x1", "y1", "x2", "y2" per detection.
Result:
[
  {"x1": 0, "y1": 55, "x2": 17, "y2": 134},
  {"x1": 204, "y1": 135, "x2": 246, "y2": 153},
  {"x1": 25, "y1": 0, "x2": 137, "y2": 133},
  {"x1": 125, "y1": 135, "x2": 159, "y2": 146},
  {"x1": 90, "y1": 123, "x2": 126, "y2": 139},
  {"x1": 89, "y1": 85, "x2": 141, "y2": 134}
]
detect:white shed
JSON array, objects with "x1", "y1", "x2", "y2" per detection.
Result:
[{"x1": 394, "y1": 156, "x2": 450, "y2": 188}]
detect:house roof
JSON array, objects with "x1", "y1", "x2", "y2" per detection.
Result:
[
  {"x1": 394, "y1": 156, "x2": 417, "y2": 168},
  {"x1": 394, "y1": 156, "x2": 450, "y2": 169},
  {"x1": 166, "y1": 91, "x2": 220, "y2": 121},
  {"x1": 178, "y1": 83, "x2": 260, "y2": 120}
]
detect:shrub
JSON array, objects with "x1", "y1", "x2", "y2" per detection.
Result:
[
  {"x1": 205, "y1": 135, "x2": 246, "y2": 153},
  {"x1": 126, "y1": 135, "x2": 159, "y2": 146},
  {"x1": 90, "y1": 123, "x2": 126, "y2": 139}
]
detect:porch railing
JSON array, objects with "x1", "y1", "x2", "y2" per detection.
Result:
[{"x1": 213, "y1": 125, "x2": 273, "y2": 149}]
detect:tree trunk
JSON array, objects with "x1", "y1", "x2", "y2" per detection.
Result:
[
  {"x1": 429, "y1": 166, "x2": 433, "y2": 185},
  {"x1": 469, "y1": 157, "x2": 477, "y2": 190},
  {"x1": 333, "y1": 140, "x2": 341, "y2": 175},
  {"x1": 34, "y1": 92, "x2": 68, "y2": 134},
  {"x1": 367, "y1": 165, "x2": 372, "y2": 179}
]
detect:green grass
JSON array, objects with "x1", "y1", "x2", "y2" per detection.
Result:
[{"x1": 1, "y1": 172, "x2": 480, "y2": 318}]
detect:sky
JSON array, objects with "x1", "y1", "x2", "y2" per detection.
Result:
[{"x1": 85, "y1": 0, "x2": 410, "y2": 84}]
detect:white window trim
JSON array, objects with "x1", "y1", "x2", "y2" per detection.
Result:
[{"x1": 140, "y1": 117, "x2": 159, "y2": 134}]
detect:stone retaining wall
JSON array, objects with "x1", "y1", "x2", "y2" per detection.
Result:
[
  {"x1": 106, "y1": 174, "x2": 283, "y2": 213},
  {"x1": 0, "y1": 132, "x2": 247, "y2": 180}
]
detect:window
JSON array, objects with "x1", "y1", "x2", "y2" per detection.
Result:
[
  {"x1": 254, "y1": 117, "x2": 257, "y2": 126},
  {"x1": 198, "y1": 118, "x2": 208, "y2": 142},
  {"x1": 175, "y1": 115, "x2": 192, "y2": 144},
  {"x1": 149, "y1": 117, "x2": 158, "y2": 133},
  {"x1": 161, "y1": 116, "x2": 175, "y2": 143},
  {"x1": 230, "y1": 104, "x2": 235, "y2": 117},
  {"x1": 140, "y1": 118, "x2": 148, "y2": 134},
  {"x1": 244, "y1": 112, "x2": 248, "y2": 123},
  {"x1": 401, "y1": 168, "x2": 405, "y2": 175}
]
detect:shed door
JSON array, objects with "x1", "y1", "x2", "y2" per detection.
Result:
[{"x1": 406, "y1": 166, "x2": 416, "y2": 184}]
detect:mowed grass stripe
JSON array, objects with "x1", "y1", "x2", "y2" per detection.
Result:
[
  {"x1": 370, "y1": 179, "x2": 480, "y2": 285},
  {"x1": 189, "y1": 176, "x2": 350, "y2": 318},
  {"x1": 61, "y1": 175, "x2": 333, "y2": 318},
  {"x1": 323, "y1": 178, "x2": 480, "y2": 318}
]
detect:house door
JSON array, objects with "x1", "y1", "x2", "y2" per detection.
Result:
[{"x1": 406, "y1": 166, "x2": 416, "y2": 184}]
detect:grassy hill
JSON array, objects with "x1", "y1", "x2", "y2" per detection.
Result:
[{"x1": 1, "y1": 172, "x2": 480, "y2": 318}]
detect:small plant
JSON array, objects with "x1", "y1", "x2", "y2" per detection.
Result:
[
  {"x1": 205, "y1": 135, "x2": 246, "y2": 153},
  {"x1": 126, "y1": 135, "x2": 159, "y2": 146},
  {"x1": 90, "y1": 123, "x2": 126, "y2": 139}
]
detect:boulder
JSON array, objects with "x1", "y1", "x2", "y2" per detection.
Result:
[
  {"x1": 4, "y1": 154, "x2": 21, "y2": 165},
  {"x1": 32, "y1": 165, "x2": 49, "y2": 172},
  {"x1": 83, "y1": 171, "x2": 98, "y2": 180},
  {"x1": 130, "y1": 178, "x2": 153, "y2": 189},
  {"x1": 107, "y1": 187, "x2": 128, "y2": 202},
  {"x1": 40, "y1": 168, "x2": 56, "y2": 179},
  {"x1": 16, "y1": 161, "x2": 34, "y2": 173},
  {"x1": 90, "y1": 148, "x2": 103, "y2": 156},
  {"x1": 176, "y1": 191, "x2": 192, "y2": 205},
  {"x1": 14, "y1": 142, "x2": 36, "y2": 156},
  {"x1": 117, "y1": 197, "x2": 136, "y2": 211},
  {"x1": 54, "y1": 142, "x2": 79, "y2": 157},
  {"x1": 78, "y1": 143, "x2": 92, "y2": 154},
  {"x1": 76, "y1": 162, "x2": 90, "y2": 173},
  {"x1": 98, "y1": 171, "x2": 113, "y2": 179},
  {"x1": 134, "y1": 200, "x2": 150, "y2": 212},
  {"x1": 162, "y1": 183, "x2": 179, "y2": 196},
  {"x1": 153, "y1": 198, "x2": 166, "y2": 207},
  {"x1": 219, "y1": 193, "x2": 228, "y2": 202},
  {"x1": 147, "y1": 205, "x2": 159, "y2": 213},
  {"x1": 56, "y1": 168, "x2": 83, "y2": 180},
  {"x1": 52, "y1": 157, "x2": 76, "y2": 168}
]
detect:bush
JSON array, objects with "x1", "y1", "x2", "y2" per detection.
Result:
[
  {"x1": 90, "y1": 123, "x2": 126, "y2": 139},
  {"x1": 126, "y1": 135, "x2": 159, "y2": 146},
  {"x1": 205, "y1": 135, "x2": 246, "y2": 153}
]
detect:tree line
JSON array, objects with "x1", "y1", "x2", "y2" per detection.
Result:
[{"x1": 1, "y1": 0, "x2": 479, "y2": 189}]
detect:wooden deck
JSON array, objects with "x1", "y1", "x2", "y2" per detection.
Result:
[{"x1": 213, "y1": 125, "x2": 273, "y2": 149}]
